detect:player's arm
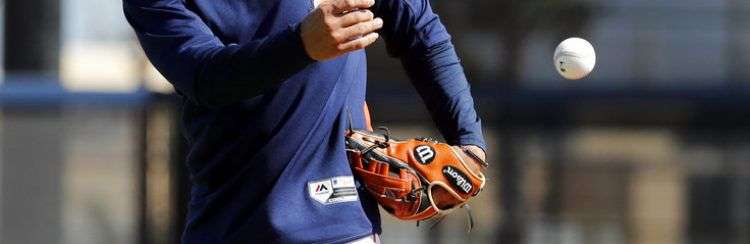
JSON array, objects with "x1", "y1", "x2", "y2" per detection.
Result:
[
  {"x1": 123, "y1": 0, "x2": 381, "y2": 108},
  {"x1": 373, "y1": 0, "x2": 487, "y2": 157}
]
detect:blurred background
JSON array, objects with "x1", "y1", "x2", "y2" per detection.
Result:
[{"x1": 1, "y1": 0, "x2": 749, "y2": 243}]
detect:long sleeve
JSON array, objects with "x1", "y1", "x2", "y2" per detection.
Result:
[
  {"x1": 123, "y1": 0, "x2": 314, "y2": 108},
  {"x1": 373, "y1": 0, "x2": 487, "y2": 150}
]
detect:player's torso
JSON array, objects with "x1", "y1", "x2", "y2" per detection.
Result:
[
  {"x1": 180, "y1": 0, "x2": 368, "y2": 146},
  {"x1": 179, "y1": 1, "x2": 377, "y2": 242},
  {"x1": 181, "y1": 0, "x2": 370, "y2": 170},
  {"x1": 186, "y1": 0, "x2": 313, "y2": 44}
]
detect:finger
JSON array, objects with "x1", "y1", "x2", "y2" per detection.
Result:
[
  {"x1": 339, "y1": 18, "x2": 383, "y2": 41},
  {"x1": 458, "y1": 145, "x2": 488, "y2": 168},
  {"x1": 337, "y1": 32, "x2": 379, "y2": 52},
  {"x1": 332, "y1": 0, "x2": 375, "y2": 13},
  {"x1": 338, "y1": 10, "x2": 374, "y2": 27}
]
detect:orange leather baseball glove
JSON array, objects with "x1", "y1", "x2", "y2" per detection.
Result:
[{"x1": 345, "y1": 128, "x2": 487, "y2": 223}]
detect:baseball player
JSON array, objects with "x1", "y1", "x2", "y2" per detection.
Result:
[{"x1": 124, "y1": 0, "x2": 486, "y2": 242}]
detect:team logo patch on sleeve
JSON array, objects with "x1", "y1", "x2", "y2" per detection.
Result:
[{"x1": 308, "y1": 176, "x2": 359, "y2": 205}]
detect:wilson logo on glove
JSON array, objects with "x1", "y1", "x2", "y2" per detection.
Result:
[
  {"x1": 414, "y1": 145, "x2": 435, "y2": 164},
  {"x1": 442, "y1": 166, "x2": 472, "y2": 193}
]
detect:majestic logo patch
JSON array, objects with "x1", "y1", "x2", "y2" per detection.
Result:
[
  {"x1": 414, "y1": 145, "x2": 435, "y2": 164},
  {"x1": 442, "y1": 166, "x2": 472, "y2": 193},
  {"x1": 308, "y1": 176, "x2": 358, "y2": 205},
  {"x1": 315, "y1": 183, "x2": 329, "y2": 192}
]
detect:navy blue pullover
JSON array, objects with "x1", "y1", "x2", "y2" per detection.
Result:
[{"x1": 124, "y1": 0, "x2": 486, "y2": 242}]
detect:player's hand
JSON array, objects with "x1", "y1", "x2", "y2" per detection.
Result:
[
  {"x1": 300, "y1": 0, "x2": 383, "y2": 61},
  {"x1": 464, "y1": 145, "x2": 486, "y2": 162},
  {"x1": 457, "y1": 145, "x2": 487, "y2": 166}
]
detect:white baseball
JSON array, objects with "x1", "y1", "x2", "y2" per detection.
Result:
[{"x1": 554, "y1": 37, "x2": 596, "y2": 80}]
